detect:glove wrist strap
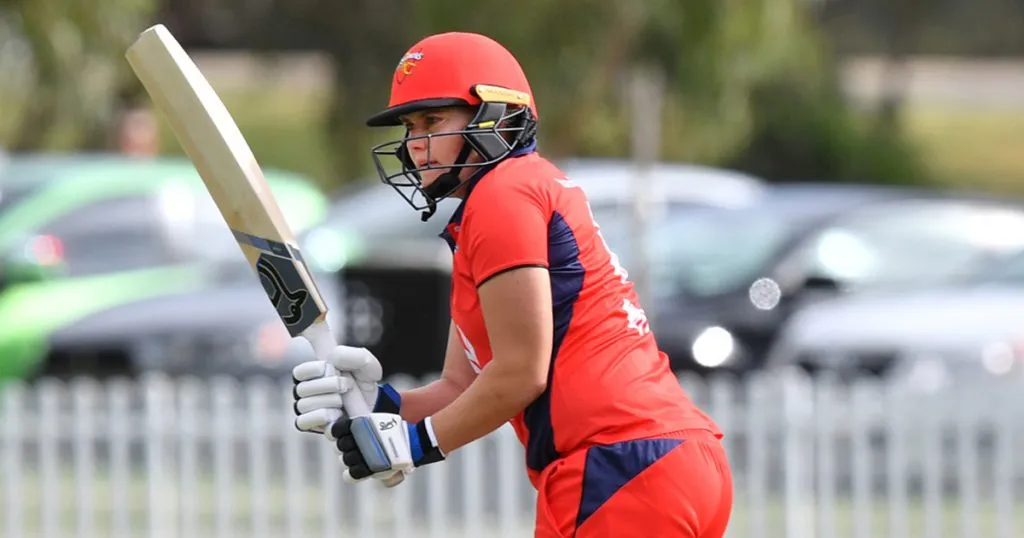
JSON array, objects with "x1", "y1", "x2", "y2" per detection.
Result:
[
  {"x1": 412, "y1": 417, "x2": 446, "y2": 466},
  {"x1": 373, "y1": 383, "x2": 402, "y2": 414}
]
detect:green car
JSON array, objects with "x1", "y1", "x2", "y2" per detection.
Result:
[{"x1": 0, "y1": 153, "x2": 329, "y2": 380}]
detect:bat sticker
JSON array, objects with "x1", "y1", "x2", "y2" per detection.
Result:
[
  {"x1": 254, "y1": 253, "x2": 320, "y2": 336},
  {"x1": 256, "y1": 256, "x2": 308, "y2": 325}
]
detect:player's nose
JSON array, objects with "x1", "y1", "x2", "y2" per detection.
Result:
[
  {"x1": 405, "y1": 133, "x2": 428, "y2": 152},
  {"x1": 405, "y1": 142, "x2": 430, "y2": 167}
]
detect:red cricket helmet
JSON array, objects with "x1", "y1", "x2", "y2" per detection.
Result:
[
  {"x1": 366, "y1": 32, "x2": 539, "y2": 126},
  {"x1": 367, "y1": 32, "x2": 540, "y2": 221}
]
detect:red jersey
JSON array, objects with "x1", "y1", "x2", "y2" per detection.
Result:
[{"x1": 440, "y1": 149, "x2": 721, "y2": 486}]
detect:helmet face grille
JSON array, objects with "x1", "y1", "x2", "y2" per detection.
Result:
[{"x1": 370, "y1": 104, "x2": 536, "y2": 213}]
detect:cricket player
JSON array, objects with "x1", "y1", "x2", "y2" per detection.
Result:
[{"x1": 292, "y1": 31, "x2": 733, "y2": 537}]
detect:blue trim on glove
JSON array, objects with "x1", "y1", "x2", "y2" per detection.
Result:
[
  {"x1": 407, "y1": 422, "x2": 424, "y2": 464},
  {"x1": 374, "y1": 383, "x2": 402, "y2": 414},
  {"x1": 410, "y1": 419, "x2": 446, "y2": 467}
]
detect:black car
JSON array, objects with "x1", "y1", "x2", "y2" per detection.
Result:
[{"x1": 644, "y1": 183, "x2": 1024, "y2": 375}]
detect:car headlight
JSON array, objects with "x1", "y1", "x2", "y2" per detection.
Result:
[
  {"x1": 980, "y1": 341, "x2": 1024, "y2": 378},
  {"x1": 691, "y1": 326, "x2": 735, "y2": 368},
  {"x1": 981, "y1": 342, "x2": 1016, "y2": 376}
]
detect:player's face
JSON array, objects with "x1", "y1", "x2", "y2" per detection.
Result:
[{"x1": 400, "y1": 107, "x2": 481, "y2": 189}]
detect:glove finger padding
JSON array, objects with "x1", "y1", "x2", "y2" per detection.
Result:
[
  {"x1": 337, "y1": 435, "x2": 356, "y2": 451},
  {"x1": 294, "y1": 407, "x2": 342, "y2": 434},
  {"x1": 294, "y1": 393, "x2": 345, "y2": 415},
  {"x1": 342, "y1": 465, "x2": 374, "y2": 484},
  {"x1": 291, "y1": 360, "x2": 332, "y2": 382},
  {"x1": 294, "y1": 376, "x2": 356, "y2": 399},
  {"x1": 328, "y1": 346, "x2": 383, "y2": 383}
]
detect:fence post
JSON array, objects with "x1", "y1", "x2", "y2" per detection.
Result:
[
  {"x1": 2, "y1": 382, "x2": 26, "y2": 538},
  {"x1": 72, "y1": 378, "x2": 100, "y2": 538}
]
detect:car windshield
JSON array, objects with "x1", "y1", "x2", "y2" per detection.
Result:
[
  {"x1": 635, "y1": 205, "x2": 807, "y2": 298},
  {"x1": 0, "y1": 185, "x2": 36, "y2": 214},
  {"x1": 804, "y1": 201, "x2": 1024, "y2": 288},
  {"x1": 640, "y1": 195, "x2": 1024, "y2": 298},
  {"x1": 632, "y1": 187, "x2": 872, "y2": 298},
  {"x1": 964, "y1": 250, "x2": 1024, "y2": 285}
]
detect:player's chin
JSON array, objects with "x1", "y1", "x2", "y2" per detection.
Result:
[{"x1": 418, "y1": 171, "x2": 443, "y2": 190}]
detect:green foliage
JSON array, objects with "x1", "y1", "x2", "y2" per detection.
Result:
[
  {"x1": 724, "y1": 75, "x2": 927, "y2": 185},
  {"x1": 0, "y1": 0, "x2": 158, "y2": 150},
  {"x1": 2, "y1": 0, "x2": 929, "y2": 190},
  {"x1": 394, "y1": 0, "x2": 923, "y2": 186}
]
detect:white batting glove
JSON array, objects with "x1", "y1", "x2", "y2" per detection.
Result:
[
  {"x1": 330, "y1": 413, "x2": 446, "y2": 483},
  {"x1": 291, "y1": 345, "x2": 400, "y2": 434}
]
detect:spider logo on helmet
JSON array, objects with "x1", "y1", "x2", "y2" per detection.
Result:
[{"x1": 395, "y1": 51, "x2": 423, "y2": 84}]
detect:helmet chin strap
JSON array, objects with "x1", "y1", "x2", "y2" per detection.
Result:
[{"x1": 419, "y1": 141, "x2": 475, "y2": 222}]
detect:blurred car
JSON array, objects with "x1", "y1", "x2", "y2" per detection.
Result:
[
  {"x1": 306, "y1": 158, "x2": 767, "y2": 273},
  {"x1": 45, "y1": 256, "x2": 345, "y2": 380},
  {"x1": 0, "y1": 153, "x2": 332, "y2": 381},
  {"x1": 641, "y1": 183, "x2": 1024, "y2": 375},
  {"x1": 302, "y1": 159, "x2": 767, "y2": 377},
  {"x1": 765, "y1": 246, "x2": 1024, "y2": 389}
]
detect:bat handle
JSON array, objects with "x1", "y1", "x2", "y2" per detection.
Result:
[{"x1": 304, "y1": 321, "x2": 406, "y2": 488}]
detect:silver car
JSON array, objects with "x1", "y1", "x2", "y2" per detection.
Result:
[{"x1": 766, "y1": 241, "x2": 1024, "y2": 391}]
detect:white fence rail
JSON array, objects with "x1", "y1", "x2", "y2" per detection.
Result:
[{"x1": 2, "y1": 370, "x2": 1022, "y2": 538}]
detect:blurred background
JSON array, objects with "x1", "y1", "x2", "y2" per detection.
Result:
[{"x1": 2, "y1": 1, "x2": 1024, "y2": 537}]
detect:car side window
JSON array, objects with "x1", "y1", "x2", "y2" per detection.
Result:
[
  {"x1": 802, "y1": 201, "x2": 1024, "y2": 287},
  {"x1": 36, "y1": 195, "x2": 178, "y2": 277}
]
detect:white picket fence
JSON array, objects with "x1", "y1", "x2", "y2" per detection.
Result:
[{"x1": 1, "y1": 370, "x2": 1022, "y2": 538}]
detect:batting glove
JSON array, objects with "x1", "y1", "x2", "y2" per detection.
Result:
[
  {"x1": 330, "y1": 414, "x2": 446, "y2": 483},
  {"x1": 292, "y1": 345, "x2": 400, "y2": 434}
]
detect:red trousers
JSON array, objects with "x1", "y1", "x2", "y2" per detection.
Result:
[{"x1": 534, "y1": 429, "x2": 733, "y2": 537}]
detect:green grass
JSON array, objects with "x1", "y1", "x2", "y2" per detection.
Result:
[{"x1": 904, "y1": 104, "x2": 1024, "y2": 194}]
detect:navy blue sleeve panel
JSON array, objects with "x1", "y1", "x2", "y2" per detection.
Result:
[{"x1": 523, "y1": 211, "x2": 585, "y2": 472}]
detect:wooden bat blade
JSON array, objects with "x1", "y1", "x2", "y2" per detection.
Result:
[
  {"x1": 125, "y1": 24, "x2": 328, "y2": 337},
  {"x1": 125, "y1": 24, "x2": 404, "y2": 487}
]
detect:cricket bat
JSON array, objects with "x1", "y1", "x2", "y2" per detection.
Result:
[{"x1": 125, "y1": 24, "x2": 404, "y2": 487}]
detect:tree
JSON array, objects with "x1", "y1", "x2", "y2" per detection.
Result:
[
  {"x1": 253, "y1": 0, "x2": 421, "y2": 179},
  {"x1": 1, "y1": 0, "x2": 159, "y2": 151},
  {"x1": 392, "y1": 0, "x2": 841, "y2": 171}
]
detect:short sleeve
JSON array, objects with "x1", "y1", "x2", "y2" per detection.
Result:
[{"x1": 463, "y1": 182, "x2": 550, "y2": 287}]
